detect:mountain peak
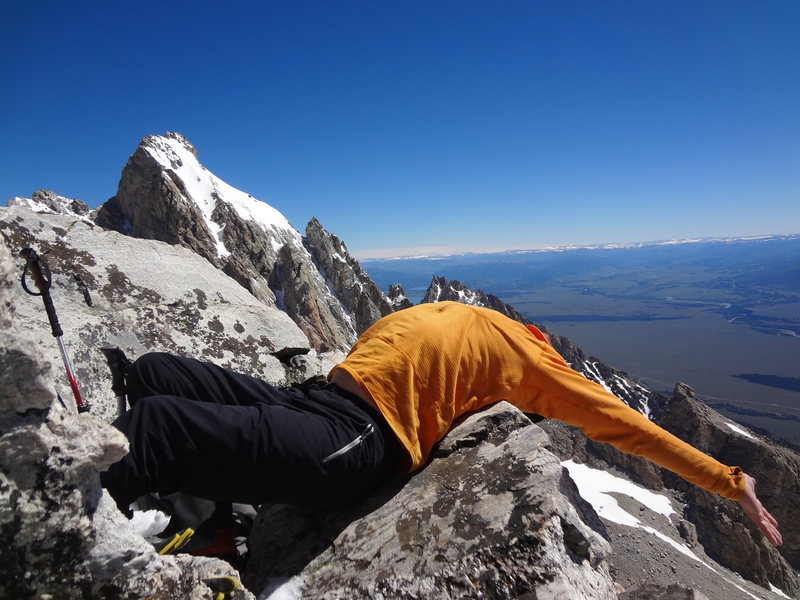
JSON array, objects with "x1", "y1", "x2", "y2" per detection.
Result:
[
  {"x1": 95, "y1": 132, "x2": 369, "y2": 351},
  {"x1": 135, "y1": 131, "x2": 295, "y2": 242},
  {"x1": 143, "y1": 131, "x2": 198, "y2": 159}
]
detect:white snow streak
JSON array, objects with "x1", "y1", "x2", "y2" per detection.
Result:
[
  {"x1": 726, "y1": 422, "x2": 757, "y2": 440},
  {"x1": 259, "y1": 576, "x2": 306, "y2": 600},
  {"x1": 12, "y1": 196, "x2": 51, "y2": 213},
  {"x1": 770, "y1": 583, "x2": 791, "y2": 598},
  {"x1": 562, "y1": 460, "x2": 766, "y2": 600},
  {"x1": 582, "y1": 361, "x2": 615, "y2": 395},
  {"x1": 562, "y1": 460, "x2": 674, "y2": 523}
]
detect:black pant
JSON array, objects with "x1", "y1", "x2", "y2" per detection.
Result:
[{"x1": 101, "y1": 353, "x2": 401, "y2": 513}]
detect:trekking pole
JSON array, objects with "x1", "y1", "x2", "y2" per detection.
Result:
[{"x1": 20, "y1": 247, "x2": 90, "y2": 413}]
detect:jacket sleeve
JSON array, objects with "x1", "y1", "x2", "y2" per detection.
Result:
[{"x1": 528, "y1": 345, "x2": 745, "y2": 500}]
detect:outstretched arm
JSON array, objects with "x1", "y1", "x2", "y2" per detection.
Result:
[
  {"x1": 738, "y1": 474, "x2": 782, "y2": 546},
  {"x1": 525, "y1": 343, "x2": 783, "y2": 544}
]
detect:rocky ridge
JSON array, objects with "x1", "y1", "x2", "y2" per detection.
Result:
[
  {"x1": 245, "y1": 402, "x2": 618, "y2": 600},
  {"x1": 387, "y1": 283, "x2": 414, "y2": 311},
  {"x1": 95, "y1": 132, "x2": 391, "y2": 352},
  {"x1": 305, "y1": 217, "x2": 394, "y2": 334},
  {"x1": 422, "y1": 274, "x2": 800, "y2": 599},
  {"x1": 9, "y1": 189, "x2": 92, "y2": 221}
]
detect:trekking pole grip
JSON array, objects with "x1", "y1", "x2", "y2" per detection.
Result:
[
  {"x1": 20, "y1": 248, "x2": 63, "y2": 338},
  {"x1": 41, "y1": 291, "x2": 64, "y2": 338}
]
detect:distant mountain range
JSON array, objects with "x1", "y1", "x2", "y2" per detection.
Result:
[
  {"x1": 361, "y1": 233, "x2": 800, "y2": 304},
  {"x1": 361, "y1": 233, "x2": 799, "y2": 261}
]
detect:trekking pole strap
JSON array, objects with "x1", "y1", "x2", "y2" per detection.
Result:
[{"x1": 20, "y1": 248, "x2": 63, "y2": 338}]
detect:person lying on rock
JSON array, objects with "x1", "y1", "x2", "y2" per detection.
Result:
[{"x1": 101, "y1": 301, "x2": 782, "y2": 553}]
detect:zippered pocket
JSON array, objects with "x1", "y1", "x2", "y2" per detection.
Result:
[{"x1": 322, "y1": 423, "x2": 375, "y2": 464}]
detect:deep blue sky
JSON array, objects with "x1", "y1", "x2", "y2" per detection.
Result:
[{"x1": 2, "y1": 1, "x2": 798, "y2": 257}]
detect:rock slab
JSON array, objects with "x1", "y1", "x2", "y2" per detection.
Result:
[
  {"x1": 0, "y1": 237, "x2": 255, "y2": 599},
  {"x1": 245, "y1": 402, "x2": 617, "y2": 600},
  {"x1": 0, "y1": 205, "x2": 321, "y2": 420}
]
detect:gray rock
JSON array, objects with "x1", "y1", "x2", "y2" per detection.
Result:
[
  {"x1": 244, "y1": 402, "x2": 617, "y2": 600},
  {"x1": 0, "y1": 205, "x2": 312, "y2": 421},
  {"x1": 653, "y1": 383, "x2": 800, "y2": 596},
  {"x1": 387, "y1": 283, "x2": 413, "y2": 311},
  {"x1": 0, "y1": 237, "x2": 255, "y2": 600},
  {"x1": 677, "y1": 519, "x2": 698, "y2": 549},
  {"x1": 272, "y1": 240, "x2": 357, "y2": 353},
  {"x1": 620, "y1": 583, "x2": 709, "y2": 600},
  {"x1": 305, "y1": 217, "x2": 393, "y2": 334}
]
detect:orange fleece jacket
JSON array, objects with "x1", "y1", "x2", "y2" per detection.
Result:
[{"x1": 330, "y1": 301, "x2": 745, "y2": 500}]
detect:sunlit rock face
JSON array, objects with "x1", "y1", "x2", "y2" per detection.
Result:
[
  {"x1": 0, "y1": 205, "x2": 317, "y2": 421},
  {"x1": 245, "y1": 402, "x2": 618, "y2": 600},
  {"x1": 305, "y1": 216, "x2": 393, "y2": 336},
  {"x1": 0, "y1": 238, "x2": 255, "y2": 600}
]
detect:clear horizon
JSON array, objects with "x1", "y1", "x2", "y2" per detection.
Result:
[
  {"x1": 3, "y1": 2, "x2": 798, "y2": 256},
  {"x1": 352, "y1": 233, "x2": 800, "y2": 260}
]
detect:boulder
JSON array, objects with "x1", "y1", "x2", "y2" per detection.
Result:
[
  {"x1": 244, "y1": 402, "x2": 618, "y2": 600},
  {"x1": 0, "y1": 205, "x2": 321, "y2": 422},
  {"x1": 0, "y1": 236, "x2": 255, "y2": 600}
]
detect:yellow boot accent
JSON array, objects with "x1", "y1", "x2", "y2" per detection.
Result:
[{"x1": 157, "y1": 527, "x2": 195, "y2": 555}]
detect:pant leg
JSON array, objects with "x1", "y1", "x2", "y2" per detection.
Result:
[
  {"x1": 105, "y1": 351, "x2": 292, "y2": 514},
  {"x1": 101, "y1": 377, "x2": 401, "y2": 511},
  {"x1": 126, "y1": 352, "x2": 285, "y2": 407}
]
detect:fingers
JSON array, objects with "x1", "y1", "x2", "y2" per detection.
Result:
[
  {"x1": 739, "y1": 473, "x2": 783, "y2": 547},
  {"x1": 765, "y1": 510, "x2": 779, "y2": 528},
  {"x1": 759, "y1": 508, "x2": 783, "y2": 547}
]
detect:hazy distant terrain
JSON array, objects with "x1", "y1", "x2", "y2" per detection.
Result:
[{"x1": 363, "y1": 236, "x2": 800, "y2": 444}]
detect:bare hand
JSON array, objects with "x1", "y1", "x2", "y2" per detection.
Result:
[{"x1": 737, "y1": 474, "x2": 782, "y2": 546}]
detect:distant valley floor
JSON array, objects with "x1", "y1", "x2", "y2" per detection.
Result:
[{"x1": 506, "y1": 287, "x2": 800, "y2": 446}]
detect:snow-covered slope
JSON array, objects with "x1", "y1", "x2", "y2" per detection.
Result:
[{"x1": 139, "y1": 133, "x2": 299, "y2": 259}]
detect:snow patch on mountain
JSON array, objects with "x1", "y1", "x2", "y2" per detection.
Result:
[
  {"x1": 10, "y1": 196, "x2": 51, "y2": 213},
  {"x1": 563, "y1": 459, "x2": 784, "y2": 600},
  {"x1": 562, "y1": 459, "x2": 675, "y2": 525},
  {"x1": 726, "y1": 422, "x2": 757, "y2": 440},
  {"x1": 362, "y1": 233, "x2": 800, "y2": 261},
  {"x1": 8, "y1": 191, "x2": 92, "y2": 223}
]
